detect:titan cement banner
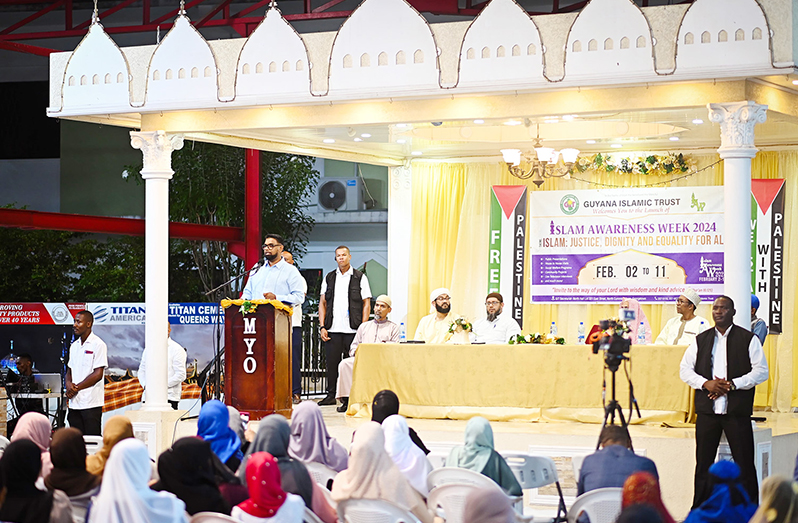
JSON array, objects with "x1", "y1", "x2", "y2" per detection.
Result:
[
  {"x1": 488, "y1": 186, "x2": 527, "y2": 327},
  {"x1": 530, "y1": 186, "x2": 724, "y2": 302},
  {"x1": 751, "y1": 179, "x2": 785, "y2": 334}
]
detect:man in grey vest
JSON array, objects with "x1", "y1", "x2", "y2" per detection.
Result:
[
  {"x1": 679, "y1": 295, "x2": 768, "y2": 508},
  {"x1": 318, "y1": 245, "x2": 371, "y2": 407}
]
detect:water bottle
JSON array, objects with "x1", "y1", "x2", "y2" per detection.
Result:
[
  {"x1": 699, "y1": 320, "x2": 706, "y2": 333},
  {"x1": 400, "y1": 322, "x2": 406, "y2": 341},
  {"x1": 550, "y1": 321, "x2": 558, "y2": 336},
  {"x1": 577, "y1": 322, "x2": 586, "y2": 344},
  {"x1": 637, "y1": 321, "x2": 647, "y2": 345}
]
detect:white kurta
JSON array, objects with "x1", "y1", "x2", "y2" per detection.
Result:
[
  {"x1": 654, "y1": 315, "x2": 710, "y2": 345},
  {"x1": 472, "y1": 314, "x2": 522, "y2": 344},
  {"x1": 413, "y1": 314, "x2": 453, "y2": 344}
]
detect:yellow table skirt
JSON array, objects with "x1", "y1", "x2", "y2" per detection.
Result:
[{"x1": 347, "y1": 343, "x2": 695, "y2": 425}]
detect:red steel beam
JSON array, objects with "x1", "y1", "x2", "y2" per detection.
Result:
[
  {"x1": 244, "y1": 149, "x2": 261, "y2": 269},
  {"x1": 312, "y1": 0, "x2": 348, "y2": 14},
  {"x1": 0, "y1": 40, "x2": 58, "y2": 55},
  {"x1": 0, "y1": 0, "x2": 64, "y2": 35},
  {"x1": 196, "y1": 0, "x2": 235, "y2": 28}
]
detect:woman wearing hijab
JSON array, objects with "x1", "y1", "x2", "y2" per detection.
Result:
[
  {"x1": 0, "y1": 439, "x2": 73, "y2": 523},
  {"x1": 44, "y1": 428, "x2": 101, "y2": 522},
  {"x1": 228, "y1": 406, "x2": 250, "y2": 455},
  {"x1": 371, "y1": 390, "x2": 429, "y2": 454},
  {"x1": 86, "y1": 415, "x2": 134, "y2": 476},
  {"x1": 616, "y1": 505, "x2": 663, "y2": 523},
  {"x1": 151, "y1": 437, "x2": 230, "y2": 515},
  {"x1": 232, "y1": 452, "x2": 305, "y2": 523},
  {"x1": 621, "y1": 472, "x2": 674, "y2": 523},
  {"x1": 88, "y1": 438, "x2": 188, "y2": 523},
  {"x1": 198, "y1": 400, "x2": 243, "y2": 470},
  {"x1": 332, "y1": 422, "x2": 432, "y2": 523},
  {"x1": 749, "y1": 476, "x2": 798, "y2": 523},
  {"x1": 445, "y1": 417, "x2": 521, "y2": 496},
  {"x1": 11, "y1": 412, "x2": 53, "y2": 479},
  {"x1": 238, "y1": 415, "x2": 337, "y2": 523},
  {"x1": 684, "y1": 460, "x2": 757, "y2": 523},
  {"x1": 288, "y1": 401, "x2": 348, "y2": 472},
  {"x1": 620, "y1": 298, "x2": 652, "y2": 344},
  {"x1": 382, "y1": 415, "x2": 433, "y2": 497},
  {"x1": 463, "y1": 488, "x2": 515, "y2": 523}
]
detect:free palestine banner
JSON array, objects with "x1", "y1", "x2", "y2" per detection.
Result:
[
  {"x1": 488, "y1": 186, "x2": 527, "y2": 327},
  {"x1": 751, "y1": 179, "x2": 785, "y2": 334},
  {"x1": 529, "y1": 186, "x2": 724, "y2": 302}
]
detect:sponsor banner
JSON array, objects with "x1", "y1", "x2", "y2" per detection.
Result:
[
  {"x1": 0, "y1": 303, "x2": 85, "y2": 325},
  {"x1": 0, "y1": 303, "x2": 223, "y2": 326},
  {"x1": 530, "y1": 186, "x2": 725, "y2": 302},
  {"x1": 751, "y1": 179, "x2": 785, "y2": 334},
  {"x1": 488, "y1": 186, "x2": 527, "y2": 327}
]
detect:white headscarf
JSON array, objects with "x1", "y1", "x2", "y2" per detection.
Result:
[
  {"x1": 429, "y1": 288, "x2": 451, "y2": 313},
  {"x1": 88, "y1": 438, "x2": 188, "y2": 523},
  {"x1": 382, "y1": 415, "x2": 433, "y2": 496}
]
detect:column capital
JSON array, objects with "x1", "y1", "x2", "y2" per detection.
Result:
[
  {"x1": 130, "y1": 130, "x2": 184, "y2": 179},
  {"x1": 707, "y1": 101, "x2": 767, "y2": 159}
]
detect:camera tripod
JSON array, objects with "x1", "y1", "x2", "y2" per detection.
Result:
[{"x1": 597, "y1": 354, "x2": 641, "y2": 451}]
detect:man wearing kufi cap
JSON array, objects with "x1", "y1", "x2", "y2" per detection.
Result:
[
  {"x1": 654, "y1": 288, "x2": 710, "y2": 345},
  {"x1": 334, "y1": 295, "x2": 401, "y2": 413},
  {"x1": 413, "y1": 288, "x2": 455, "y2": 344},
  {"x1": 472, "y1": 293, "x2": 522, "y2": 344}
]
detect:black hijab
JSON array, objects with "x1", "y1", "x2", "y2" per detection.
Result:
[
  {"x1": 0, "y1": 439, "x2": 54, "y2": 523},
  {"x1": 151, "y1": 437, "x2": 230, "y2": 515},
  {"x1": 44, "y1": 428, "x2": 101, "y2": 497},
  {"x1": 371, "y1": 389, "x2": 430, "y2": 455}
]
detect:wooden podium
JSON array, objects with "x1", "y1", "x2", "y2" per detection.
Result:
[{"x1": 223, "y1": 301, "x2": 293, "y2": 419}]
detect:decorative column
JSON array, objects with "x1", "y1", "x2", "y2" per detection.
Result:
[
  {"x1": 387, "y1": 164, "x2": 412, "y2": 328},
  {"x1": 131, "y1": 131, "x2": 184, "y2": 411},
  {"x1": 707, "y1": 101, "x2": 767, "y2": 327}
]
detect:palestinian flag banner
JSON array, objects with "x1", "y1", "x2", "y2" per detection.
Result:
[
  {"x1": 488, "y1": 186, "x2": 528, "y2": 328},
  {"x1": 751, "y1": 179, "x2": 785, "y2": 334}
]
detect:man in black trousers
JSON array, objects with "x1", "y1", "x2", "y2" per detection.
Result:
[{"x1": 679, "y1": 295, "x2": 769, "y2": 507}]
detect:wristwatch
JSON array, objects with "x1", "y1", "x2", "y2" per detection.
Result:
[{"x1": 729, "y1": 381, "x2": 737, "y2": 391}]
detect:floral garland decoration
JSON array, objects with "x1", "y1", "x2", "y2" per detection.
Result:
[
  {"x1": 509, "y1": 333, "x2": 566, "y2": 345},
  {"x1": 448, "y1": 316, "x2": 473, "y2": 334},
  {"x1": 574, "y1": 153, "x2": 695, "y2": 177},
  {"x1": 239, "y1": 300, "x2": 258, "y2": 315}
]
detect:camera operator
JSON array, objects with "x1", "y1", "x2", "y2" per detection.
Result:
[{"x1": 5, "y1": 354, "x2": 45, "y2": 436}]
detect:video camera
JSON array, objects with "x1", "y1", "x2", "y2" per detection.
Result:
[{"x1": 591, "y1": 313, "x2": 633, "y2": 371}]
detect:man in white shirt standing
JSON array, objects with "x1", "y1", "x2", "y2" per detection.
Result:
[
  {"x1": 66, "y1": 310, "x2": 108, "y2": 435},
  {"x1": 472, "y1": 293, "x2": 521, "y2": 344},
  {"x1": 679, "y1": 295, "x2": 769, "y2": 508},
  {"x1": 138, "y1": 324, "x2": 187, "y2": 410},
  {"x1": 318, "y1": 245, "x2": 371, "y2": 407},
  {"x1": 241, "y1": 233, "x2": 305, "y2": 307}
]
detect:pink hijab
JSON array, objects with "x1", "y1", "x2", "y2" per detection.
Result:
[
  {"x1": 11, "y1": 412, "x2": 53, "y2": 478},
  {"x1": 621, "y1": 298, "x2": 652, "y2": 345}
]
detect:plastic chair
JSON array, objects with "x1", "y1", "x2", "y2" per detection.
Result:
[
  {"x1": 68, "y1": 486, "x2": 100, "y2": 523},
  {"x1": 305, "y1": 461, "x2": 338, "y2": 490},
  {"x1": 501, "y1": 452, "x2": 567, "y2": 522},
  {"x1": 570, "y1": 455, "x2": 587, "y2": 484},
  {"x1": 426, "y1": 467, "x2": 523, "y2": 514},
  {"x1": 190, "y1": 512, "x2": 239, "y2": 523},
  {"x1": 566, "y1": 488, "x2": 622, "y2": 523},
  {"x1": 83, "y1": 435, "x2": 103, "y2": 455},
  {"x1": 337, "y1": 498, "x2": 423, "y2": 523},
  {"x1": 305, "y1": 507, "x2": 326, "y2": 523},
  {"x1": 427, "y1": 483, "x2": 533, "y2": 523},
  {"x1": 426, "y1": 450, "x2": 450, "y2": 469}
]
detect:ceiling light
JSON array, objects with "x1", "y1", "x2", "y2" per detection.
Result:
[
  {"x1": 669, "y1": 136, "x2": 680, "y2": 141},
  {"x1": 502, "y1": 143, "x2": 580, "y2": 187},
  {"x1": 792, "y1": 80, "x2": 798, "y2": 85},
  {"x1": 323, "y1": 138, "x2": 335, "y2": 144},
  {"x1": 692, "y1": 119, "x2": 704, "y2": 125},
  {"x1": 360, "y1": 133, "x2": 371, "y2": 138},
  {"x1": 411, "y1": 151, "x2": 423, "y2": 156},
  {"x1": 504, "y1": 120, "x2": 523, "y2": 126},
  {"x1": 353, "y1": 138, "x2": 362, "y2": 142},
  {"x1": 396, "y1": 139, "x2": 407, "y2": 144},
  {"x1": 562, "y1": 115, "x2": 575, "y2": 121},
  {"x1": 473, "y1": 119, "x2": 484, "y2": 124},
  {"x1": 586, "y1": 140, "x2": 596, "y2": 145},
  {"x1": 611, "y1": 143, "x2": 622, "y2": 149}
]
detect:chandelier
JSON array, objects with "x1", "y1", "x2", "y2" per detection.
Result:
[{"x1": 501, "y1": 139, "x2": 580, "y2": 187}]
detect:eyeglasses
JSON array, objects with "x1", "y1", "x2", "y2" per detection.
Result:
[
  {"x1": 435, "y1": 296, "x2": 451, "y2": 302},
  {"x1": 485, "y1": 300, "x2": 501, "y2": 306},
  {"x1": 262, "y1": 243, "x2": 280, "y2": 249}
]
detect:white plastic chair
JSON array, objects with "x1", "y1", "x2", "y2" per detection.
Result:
[
  {"x1": 427, "y1": 483, "x2": 533, "y2": 523},
  {"x1": 337, "y1": 498, "x2": 423, "y2": 523},
  {"x1": 426, "y1": 467, "x2": 523, "y2": 514},
  {"x1": 305, "y1": 461, "x2": 339, "y2": 490},
  {"x1": 566, "y1": 488, "x2": 622, "y2": 523},
  {"x1": 501, "y1": 452, "x2": 567, "y2": 522},
  {"x1": 83, "y1": 435, "x2": 103, "y2": 455},
  {"x1": 571, "y1": 455, "x2": 587, "y2": 484},
  {"x1": 426, "y1": 450, "x2": 450, "y2": 469},
  {"x1": 190, "y1": 512, "x2": 239, "y2": 523},
  {"x1": 305, "y1": 507, "x2": 326, "y2": 523},
  {"x1": 68, "y1": 486, "x2": 100, "y2": 523}
]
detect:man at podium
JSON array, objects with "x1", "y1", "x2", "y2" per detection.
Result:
[{"x1": 241, "y1": 234, "x2": 305, "y2": 306}]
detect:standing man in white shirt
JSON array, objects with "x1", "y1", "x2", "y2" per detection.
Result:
[
  {"x1": 241, "y1": 233, "x2": 305, "y2": 307},
  {"x1": 138, "y1": 323, "x2": 187, "y2": 410},
  {"x1": 472, "y1": 293, "x2": 522, "y2": 344},
  {"x1": 318, "y1": 245, "x2": 371, "y2": 407},
  {"x1": 679, "y1": 295, "x2": 769, "y2": 508},
  {"x1": 282, "y1": 251, "x2": 308, "y2": 404},
  {"x1": 66, "y1": 310, "x2": 108, "y2": 435}
]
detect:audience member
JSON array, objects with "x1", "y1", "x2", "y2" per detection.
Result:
[
  {"x1": 372, "y1": 390, "x2": 429, "y2": 455},
  {"x1": 138, "y1": 324, "x2": 187, "y2": 410},
  {"x1": 620, "y1": 298, "x2": 651, "y2": 345},
  {"x1": 288, "y1": 401, "x2": 348, "y2": 473},
  {"x1": 198, "y1": 399, "x2": 244, "y2": 471},
  {"x1": 683, "y1": 460, "x2": 756, "y2": 523},
  {"x1": 10, "y1": 411, "x2": 53, "y2": 479},
  {"x1": 462, "y1": 487, "x2": 515, "y2": 523},
  {"x1": 228, "y1": 406, "x2": 249, "y2": 455},
  {"x1": 88, "y1": 438, "x2": 188, "y2": 523},
  {"x1": 0, "y1": 439, "x2": 73, "y2": 523},
  {"x1": 44, "y1": 428, "x2": 101, "y2": 497},
  {"x1": 86, "y1": 415, "x2": 134, "y2": 476},
  {"x1": 232, "y1": 452, "x2": 305, "y2": 523},
  {"x1": 238, "y1": 415, "x2": 336, "y2": 523},
  {"x1": 749, "y1": 475, "x2": 798, "y2": 523},
  {"x1": 445, "y1": 416, "x2": 521, "y2": 496},
  {"x1": 615, "y1": 505, "x2": 663, "y2": 523},
  {"x1": 577, "y1": 425, "x2": 657, "y2": 496},
  {"x1": 654, "y1": 289, "x2": 709, "y2": 345},
  {"x1": 151, "y1": 437, "x2": 230, "y2": 515},
  {"x1": 751, "y1": 294, "x2": 768, "y2": 345},
  {"x1": 382, "y1": 415, "x2": 433, "y2": 497},
  {"x1": 332, "y1": 422, "x2": 432, "y2": 523},
  {"x1": 621, "y1": 472, "x2": 674, "y2": 523},
  {"x1": 414, "y1": 288, "x2": 454, "y2": 344},
  {"x1": 336, "y1": 294, "x2": 401, "y2": 412},
  {"x1": 471, "y1": 293, "x2": 521, "y2": 344}
]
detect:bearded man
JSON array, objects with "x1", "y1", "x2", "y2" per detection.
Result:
[{"x1": 472, "y1": 293, "x2": 521, "y2": 344}]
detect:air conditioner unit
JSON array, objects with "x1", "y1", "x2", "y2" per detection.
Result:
[{"x1": 316, "y1": 178, "x2": 365, "y2": 211}]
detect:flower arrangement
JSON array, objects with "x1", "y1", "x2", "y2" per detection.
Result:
[
  {"x1": 448, "y1": 316, "x2": 473, "y2": 334},
  {"x1": 574, "y1": 153, "x2": 695, "y2": 177},
  {"x1": 509, "y1": 333, "x2": 566, "y2": 345},
  {"x1": 239, "y1": 301, "x2": 258, "y2": 315}
]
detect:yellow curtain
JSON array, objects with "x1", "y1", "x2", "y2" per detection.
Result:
[{"x1": 409, "y1": 152, "x2": 798, "y2": 410}]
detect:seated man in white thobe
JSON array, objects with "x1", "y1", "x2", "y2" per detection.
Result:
[
  {"x1": 654, "y1": 287, "x2": 710, "y2": 345},
  {"x1": 414, "y1": 288, "x2": 455, "y2": 344},
  {"x1": 336, "y1": 294, "x2": 401, "y2": 413},
  {"x1": 472, "y1": 292, "x2": 521, "y2": 344}
]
